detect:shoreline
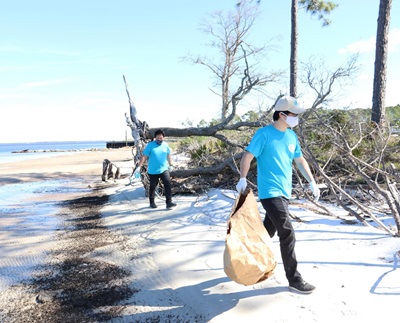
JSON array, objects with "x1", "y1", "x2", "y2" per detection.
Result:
[
  {"x1": 0, "y1": 141, "x2": 109, "y2": 165},
  {"x1": 0, "y1": 147, "x2": 134, "y2": 291},
  {"x1": 11, "y1": 148, "x2": 106, "y2": 154},
  {"x1": 0, "y1": 148, "x2": 133, "y2": 186}
]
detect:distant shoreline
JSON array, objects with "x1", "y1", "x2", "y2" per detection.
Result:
[
  {"x1": 0, "y1": 148, "x2": 132, "y2": 186},
  {"x1": 12, "y1": 148, "x2": 106, "y2": 154}
]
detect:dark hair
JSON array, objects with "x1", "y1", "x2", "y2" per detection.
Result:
[
  {"x1": 272, "y1": 110, "x2": 291, "y2": 121},
  {"x1": 154, "y1": 129, "x2": 165, "y2": 137}
]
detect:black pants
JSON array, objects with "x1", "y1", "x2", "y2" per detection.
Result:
[
  {"x1": 149, "y1": 171, "x2": 172, "y2": 204},
  {"x1": 260, "y1": 197, "x2": 302, "y2": 284}
]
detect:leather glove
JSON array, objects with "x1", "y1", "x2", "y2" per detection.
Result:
[
  {"x1": 310, "y1": 181, "x2": 320, "y2": 201},
  {"x1": 236, "y1": 178, "x2": 247, "y2": 193}
]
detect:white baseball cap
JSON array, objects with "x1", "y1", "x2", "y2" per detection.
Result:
[{"x1": 274, "y1": 96, "x2": 305, "y2": 114}]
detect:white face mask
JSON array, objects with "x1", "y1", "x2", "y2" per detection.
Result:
[{"x1": 282, "y1": 113, "x2": 299, "y2": 128}]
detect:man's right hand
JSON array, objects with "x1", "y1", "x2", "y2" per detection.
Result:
[
  {"x1": 236, "y1": 178, "x2": 247, "y2": 193},
  {"x1": 133, "y1": 166, "x2": 141, "y2": 178}
]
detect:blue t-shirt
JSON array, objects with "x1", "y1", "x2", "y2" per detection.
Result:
[
  {"x1": 143, "y1": 141, "x2": 171, "y2": 175},
  {"x1": 245, "y1": 124, "x2": 302, "y2": 199}
]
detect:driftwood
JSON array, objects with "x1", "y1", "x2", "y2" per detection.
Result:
[
  {"x1": 121, "y1": 9, "x2": 282, "y2": 193},
  {"x1": 101, "y1": 159, "x2": 121, "y2": 181},
  {"x1": 296, "y1": 56, "x2": 400, "y2": 236}
]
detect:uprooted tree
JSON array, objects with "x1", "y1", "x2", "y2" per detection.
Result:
[
  {"x1": 124, "y1": 1, "x2": 400, "y2": 237},
  {"x1": 125, "y1": 1, "x2": 283, "y2": 191}
]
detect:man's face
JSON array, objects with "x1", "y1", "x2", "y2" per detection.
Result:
[{"x1": 155, "y1": 134, "x2": 165, "y2": 145}]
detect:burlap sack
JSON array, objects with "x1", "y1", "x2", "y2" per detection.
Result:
[{"x1": 223, "y1": 189, "x2": 276, "y2": 286}]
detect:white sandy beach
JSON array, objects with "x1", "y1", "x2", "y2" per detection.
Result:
[{"x1": 0, "y1": 148, "x2": 399, "y2": 322}]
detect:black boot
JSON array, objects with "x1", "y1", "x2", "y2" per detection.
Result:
[
  {"x1": 166, "y1": 201, "x2": 177, "y2": 209},
  {"x1": 150, "y1": 199, "x2": 157, "y2": 208}
]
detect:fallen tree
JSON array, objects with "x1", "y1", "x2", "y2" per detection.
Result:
[
  {"x1": 297, "y1": 55, "x2": 400, "y2": 237},
  {"x1": 122, "y1": 2, "x2": 400, "y2": 237}
]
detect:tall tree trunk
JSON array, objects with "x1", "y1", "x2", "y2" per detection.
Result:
[
  {"x1": 222, "y1": 75, "x2": 230, "y2": 121},
  {"x1": 371, "y1": 0, "x2": 392, "y2": 125},
  {"x1": 290, "y1": 0, "x2": 298, "y2": 97}
]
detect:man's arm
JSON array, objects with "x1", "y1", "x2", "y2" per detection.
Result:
[
  {"x1": 294, "y1": 156, "x2": 320, "y2": 200},
  {"x1": 239, "y1": 151, "x2": 255, "y2": 178},
  {"x1": 294, "y1": 156, "x2": 315, "y2": 183},
  {"x1": 235, "y1": 151, "x2": 254, "y2": 193},
  {"x1": 138, "y1": 155, "x2": 148, "y2": 167}
]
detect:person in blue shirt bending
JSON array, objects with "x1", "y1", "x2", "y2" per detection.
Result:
[
  {"x1": 137, "y1": 129, "x2": 176, "y2": 209},
  {"x1": 236, "y1": 95, "x2": 320, "y2": 294}
]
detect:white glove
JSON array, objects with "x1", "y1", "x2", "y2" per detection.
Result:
[
  {"x1": 236, "y1": 178, "x2": 247, "y2": 193},
  {"x1": 130, "y1": 166, "x2": 141, "y2": 183},
  {"x1": 310, "y1": 181, "x2": 320, "y2": 201},
  {"x1": 134, "y1": 166, "x2": 141, "y2": 179},
  {"x1": 168, "y1": 165, "x2": 173, "y2": 172}
]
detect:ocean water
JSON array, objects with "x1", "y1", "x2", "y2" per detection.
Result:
[{"x1": 0, "y1": 141, "x2": 106, "y2": 164}]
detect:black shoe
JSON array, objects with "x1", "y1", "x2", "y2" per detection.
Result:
[
  {"x1": 150, "y1": 203, "x2": 157, "y2": 209},
  {"x1": 166, "y1": 202, "x2": 177, "y2": 209},
  {"x1": 289, "y1": 280, "x2": 315, "y2": 294}
]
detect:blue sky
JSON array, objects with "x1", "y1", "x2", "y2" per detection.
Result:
[{"x1": 1, "y1": 0, "x2": 399, "y2": 143}]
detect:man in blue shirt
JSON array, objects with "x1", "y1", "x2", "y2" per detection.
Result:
[
  {"x1": 236, "y1": 96, "x2": 320, "y2": 294},
  {"x1": 137, "y1": 129, "x2": 176, "y2": 209}
]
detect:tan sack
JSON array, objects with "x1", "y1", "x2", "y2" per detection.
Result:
[{"x1": 223, "y1": 189, "x2": 276, "y2": 286}]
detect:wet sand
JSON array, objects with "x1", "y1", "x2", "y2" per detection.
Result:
[{"x1": 0, "y1": 148, "x2": 137, "y2": 322}]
